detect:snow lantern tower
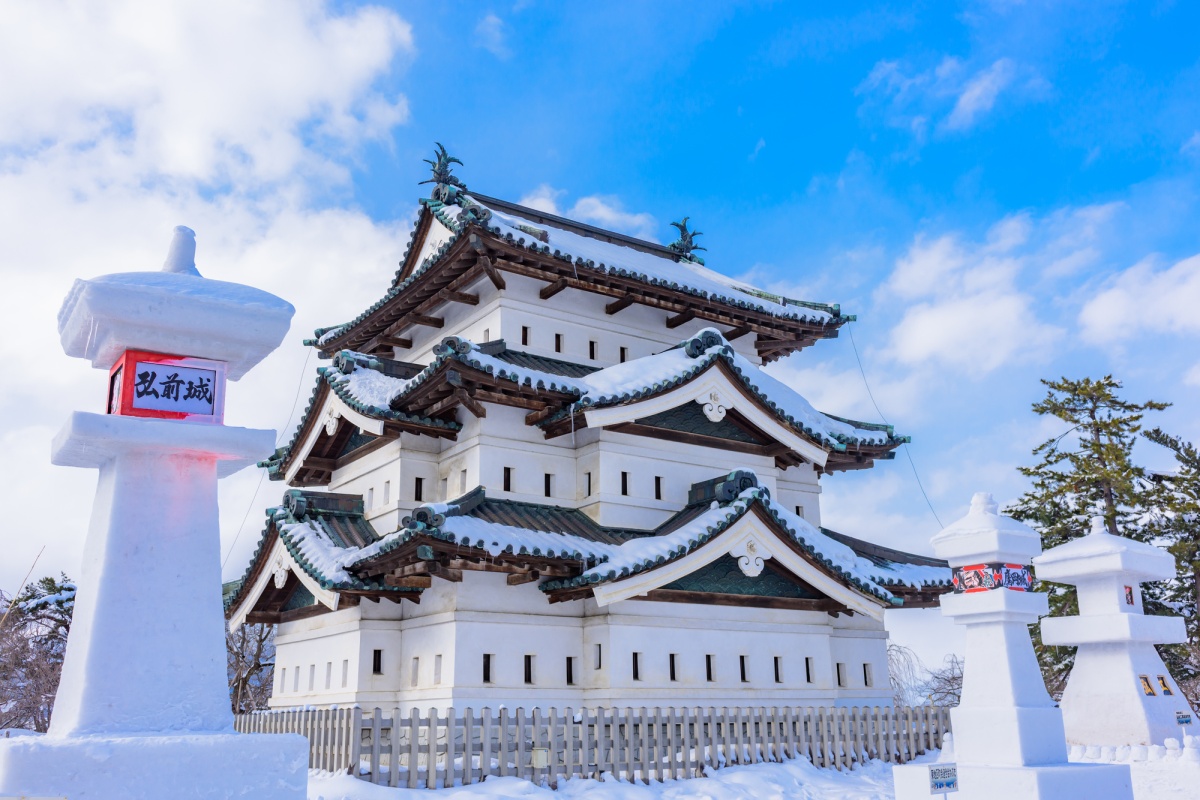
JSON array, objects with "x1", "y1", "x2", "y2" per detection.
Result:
[
  {"x1": 893, "y1": 493, "x2": 1132, "y2": 800},
  {"x1": 1034, "y1": 517, "x2": 1195, "y2": 746},
  {"x1": 0, "y1": 227, "x2": 307, "y2": 800}
]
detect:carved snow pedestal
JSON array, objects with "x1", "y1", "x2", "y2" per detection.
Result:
[
  {"x1": 1034, "y1": 518, "x2": 1195, "y2": 747},
  {"x1": 893, "y1": 493, "x2": 1133, "y2": 800},
  {"x1": 0, "y1": 228, "x2": 307, "y2": 800}
]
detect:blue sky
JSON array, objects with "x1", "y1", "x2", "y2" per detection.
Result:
[{"x1": 2, "y1": 1, "x2": 1198, "y2": 666}]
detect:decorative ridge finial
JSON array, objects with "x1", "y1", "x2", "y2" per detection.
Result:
[
  {"x1": 419, "y1": 142, "x2": 466, "y2": 204},
  {"x1": 969, "y1": 492, "x2": 998, "y2": 515},
  {"x1": 669, "y1": 217, "x2": 706, "y2": 264},
  {"x1": 162, "y1": 225, "x2": 201, "y2": 276}
]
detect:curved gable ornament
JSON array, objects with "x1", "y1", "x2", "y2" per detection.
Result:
[
  {"x1": 323, "y1": 406, "x2": 341, "y2": 436},
  {"x1": 699, "y1": 389, "x2": 729, "y2": 423},
  {"x1": 729, "y1": 536, "x2": 773, "y2": 577},
  {"x1": 271, "y1": 556, "x2": 289, "y2": 589}
]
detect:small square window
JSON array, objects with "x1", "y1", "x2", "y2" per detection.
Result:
[
  {"x1": 863, "y1": 663, "x2": 873, "y2": 687},
  {"x1": 805, "y1": 657, "x2": 814, "y2": 684},
  {"x1": 669, "y1": 653, "x2": 678, "y2": 682},
  {"x1": 654, "y1": 476, "x2": 663, "y2": 501},
  {"x1": 594, "y1": 643, "x2": 603, "y2": 670},
  {"x1": 372, "y1": 649, "x2": 383, "y2": 675},
  {"x1": 836, "y1": 662, "x2": 846, "y2": 687},
  {"x1": 739, "y1": 655, "x2": 748, "y2": 683},
  {"x1": 795, "y1": 505, "x2": 804, "y2": 517},
  {"x1": 566, "y1": 656, "x2": 576, "y2": 686},
  {"x1": 706, "y1": 654, "x2": 715, "y2": 682},
  {"x1": 632, "y1": 652, "x2": 642, "y2": 681},
  {"x1": 585, "y1": 472, "x2": 592, "y2": 496},
  {"x1": 774, "y1": 656, "x2": 783, "y2": 684},
  {"x1": 619, "y1": 346, "x2": 628, "y2": 363},
  {"x1": 544, "y1": 473, "x2": 553, "y2": 498}
]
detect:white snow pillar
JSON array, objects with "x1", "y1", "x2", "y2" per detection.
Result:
[
  {"x1": 893, "y1": 493, "x2": 1133, "y2": 800},
  {"x1": 0, "y1": 227, "x2": 307, "y2": 800},
  {"x1": 1035, "y1": 517, "x2": 1195, "y2": 746}
]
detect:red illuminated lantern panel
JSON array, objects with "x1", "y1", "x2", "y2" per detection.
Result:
[{"x1": 106, "y1": 350, "x2": 227, "y2": 424}]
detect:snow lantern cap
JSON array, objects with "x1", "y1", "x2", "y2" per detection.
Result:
[
  {"x1": 162, "y1": 225, "x2": 201, "y2": 276},
  {"x1": 1033, "y1": 515, "x2": 1175, "y2": 584},
  {"x1": 56, "y1": 225, "x2": 294, "y2": 380},
  {"x1": 929, "y1": 491, "x2": 1043, "y2": 566}
]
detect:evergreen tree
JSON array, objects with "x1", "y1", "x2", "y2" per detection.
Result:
[
  {"x1": 1007, "y1": 376, "x2": 1169, "y2": 697},
  {"x1": 1143, "y1": 427, "x2": 1200, "y2": 704}
]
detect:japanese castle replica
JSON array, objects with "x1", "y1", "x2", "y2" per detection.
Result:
[{"x1": 225, "y1": 146, "x2": 952, "y2": 713}]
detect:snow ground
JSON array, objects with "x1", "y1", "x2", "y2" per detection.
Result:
[{"x1": 308, "y1": 754, "x2": 930, "y2": 800}]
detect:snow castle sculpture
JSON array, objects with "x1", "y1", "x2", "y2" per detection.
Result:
[
  {"x1": 893, "y1": 493, "x2": 1133, "y2": 800},
  {"x1": 1035, "y1": 517, "x2": 1195, "y2": 746},
  {"x1": 0, "y1": 227, "x2": 307, "y2": 799}
]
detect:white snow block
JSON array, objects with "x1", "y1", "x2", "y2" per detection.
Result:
[
  {"x1": 57, "y1": 269, "x2": 294, "y2": 379},
  {"x1": 0, "y1": 732, "x2": 307, "y2": 800},
  {"x1": 959, "y1": 763, "x2": 1131, "y2": 800}
]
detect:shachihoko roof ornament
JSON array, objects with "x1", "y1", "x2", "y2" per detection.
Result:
[
  {"x1": 669, "y1": 217, "x2": 706, "y2": 265},
  {"x1": 419, "y1": 142, "x2": 467, "y2": 204}
]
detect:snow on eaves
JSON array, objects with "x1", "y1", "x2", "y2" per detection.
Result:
[{"x1": 325, "y1": 328, "x2": 898, "y2": 450}]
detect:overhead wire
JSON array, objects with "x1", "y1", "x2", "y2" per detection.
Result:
[
  {"x1": 845, "y1": 320, "x2": 944, "y2": 528},
  {"x1": 221, "y1": 347, "x2": 315, "y2": 569}
]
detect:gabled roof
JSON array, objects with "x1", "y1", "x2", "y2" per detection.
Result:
[
  {"x1": 309, "y1": 157, "x2": 853, "y2": 362},
  {"x1": 272, "y1": 328, "x2": 907, "y2": 482},
  {"x1": 224, "y1": 490, "x2": 418, "y2": 623}
]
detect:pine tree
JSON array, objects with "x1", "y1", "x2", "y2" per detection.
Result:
[
  {"x1": 1007, "y1": 376, "x2": 1169, "y2": 697},
  {"x1": 1142, "y1": 427, "x2": 1200, "y2": 704}
]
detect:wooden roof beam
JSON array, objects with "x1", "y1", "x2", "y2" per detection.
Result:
[
  {"x1": 606, "y1": 295, "x2": 636, "y2": 315},
  {"x1": 478, "y1": 255, "x2": 505, "y2": 290},
  {"x1": 725, "y1": 326, "x2": 752, "y2": 340},
  {"x1": 666, "y1": 309, "x2": 696, "y2": 329},
  {"x1": 408, "y1": 313, "x2": 444, "y2": 329},
  {"x1": 539, "y1": 278, "x2": 569, "y2": 300},
  {"x1": 437, "y1": 288, "x2": 479, "y2": 306}
]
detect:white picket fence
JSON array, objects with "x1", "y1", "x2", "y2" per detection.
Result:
[{"x1": 235, "y1": 704, "x2": 951, "y2": 789}]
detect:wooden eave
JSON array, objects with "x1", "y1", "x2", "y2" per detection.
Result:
[
  {"x1": 352, "y1": 536, "x2": 585, "y2": 588},
  {"x1": 536, "y1": 358, "x2": 901, "y2": 472},
  {"x1": 318, "y1": 224, "x2": 845, "y2": 362},
  {"x1": 391, "y1": 359, "x2": 579, "y2": 423}
]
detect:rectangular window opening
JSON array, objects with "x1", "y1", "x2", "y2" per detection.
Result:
[
  {"x1": 544, "y1": 473, "x2": 553, "y2": 498},
  {"x1": 521, "y1": 326, "x2": 530, "y2": 346},
  {"x1": 483, "y1": 653, "x2": 493, "y2": 684},
  {"x1": 619, "y1": 346, "x2": 628, "y2": 363},
  {"x1": 805, "y1": 657, "x2": 814, "y2": 684},
  {"x1": 739, "y1": 655, "x2": 748, "y2": 683},
  {"x1": 440, "y1": 477, "x2": 448, "y2": 500},
  {"x1": 863, "y1": 663, "x2": 873, "y2": 687},
  {"x1": 372, "y1": 649, "x2": 383, "y2": 675},
  {"x1": 705, "y1": 654, "x2": 715, "y2": 683},
  {"x1": 414, "y1": 476, "x2": 424, "y2": 502},
  {"x1": 632, "y1": 652, "x2": 642, "y2": 682},
  {"x1": 554, "y1": 333, "x2": 563, "y2": 353},
  {"x1": 503, "y1": 467, "x2": 513, "y2": 492},
  {"x1": 524, "y1": 654, "x2": 535, "y2": 685},
  {"x1": 325, "y1": 661, "x2": 332, "y2": 690},
  {"x1": 367, "y1": 487, "x2": 374, "y2": 508},
  {"x1": 459, "y1": 469, "x2": 467, "y2": 494},
  {"x1": 795, "y1": 505, "x2": 804, "y2": 517},
  {"x1": 774, "y1": 656, "x2": 783, "y2": 684},
  {"x1": 669, "y1": 653, "x2": 678, "y2": 682},
  {"x1": 280, "y1": 667, "x2": 287, "y2": 693},
  {"x1": 589, "y1": 340, "x2": 597, "y2": 360},
  {"x1": 434, "y1": 655, "x2": 443, "y2": 685},
  {"x1": 410, "y1": 657, "x2": 420, "y2": 688},
  {"x1": 566, "y1": 656, "x2": 576, "y2": 686},
  {"x1": 836, "y1": 662, "x2": 846, "y2": 688},
  {"x1": 341, "y1": 659, "x2": 349, "y2": 688},
  {"x1": 383, "y1": 481, "x2": 391, "y2": 505},
  {"x1": 483, "y1": 327, "x2": 491, "y2": 342},
  {"x1": 654, "y1": 476, "x2": 663, "y2": 501},
  {"x1": 621, "y1": 471, "x2": 629, "y2": 496},
  {"x1": 594, "y1": 643, "x2": 603, "y2": 670},
  {"x1": 585, "y1": 472, "x2": 592, "y2": 496},
  {"x1": 293, "y1": 666, "x2": 300, "y2": 692}
]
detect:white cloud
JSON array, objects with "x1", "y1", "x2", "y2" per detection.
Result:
[
  {"x1": 944, "y1": 58, "x2": 1016, "y2": 131},
  {"x1": 1182, "y1": 132, "x2": 1200, "y2": 157},
  {"x1": 0, "y1": 0, "x2": 416, "y2": 592},
  {"x1": 518, "y1": 184, "x2": 658, "y2": 240},
  {"x1": 1078, "y1": 253, "x2": 1200, "y2": 344},
  {"x1": 474, "y1": 13, "x2": 511, "y2": 59},
  {"x1": 858, "y1": 54, "x2": 1041, "y2": 139}
]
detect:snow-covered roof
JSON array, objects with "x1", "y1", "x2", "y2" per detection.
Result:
[
  {"x1": 321, "y1": 328, "x2": 903, "y2": 452},
  {"x1": 1033, "y1": 517, "x2": 1175, "y2": 584}
]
